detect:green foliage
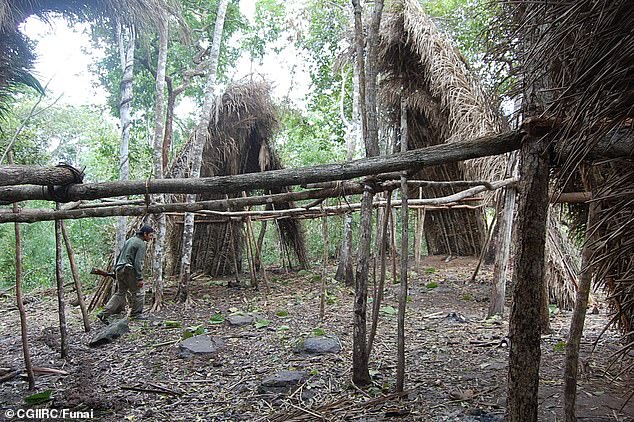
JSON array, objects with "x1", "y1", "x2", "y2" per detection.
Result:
[
  {"x1": 462, "y1": 292, "x2": 473, "y2": 301},
  {"x1": 209, "y1": 312, "x2": 225, "y2": 324},
  {"x1": 24, "y1": 389, "x2": 53, "y2": 406},
  {"x1": 380, "y1": 305, "x2": 398, "y2": 316},
  {"x1": 311, "y1": 327, "x2": 326, "y2": 336},
  {"x1": 275, "y1": 309, "x2": 289, "y2": 318},
  {"x1": 255, "y1": 319, "x2": 271, "y2": 329},
  {"x1": 553, "y1": 341, "x2": 566, "y2": 353},
  {"x1": 426, "y1": 281, "x2": 439, "y2": 289},
  {"x1": 182, "y1": 325, "x2": 206, "y2": 339},
  {"x1": 242, "y1": 0, "x2": 287, "y2": 61}
]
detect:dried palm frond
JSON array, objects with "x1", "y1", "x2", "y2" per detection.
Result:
[{"x1": 492, "y1": 0, "x2": 634, "y2": 342}]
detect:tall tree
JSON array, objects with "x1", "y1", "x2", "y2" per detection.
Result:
[
  {"x1": 177, "y1": 0, "x2": 229, "y2": 303},
  {"x1": 115, "y1": 20, "x2": 136, "y2": 255},
  {"x1": 151, "y1": 10, "x2": 169, "y2": 311},
  {"x1": 350, "y1": 0, "x2": 383, "y2": 386}
]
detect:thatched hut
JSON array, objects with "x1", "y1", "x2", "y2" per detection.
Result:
[
  {"x1": 376, "y1": 0, "x2": 580, "y2": 307},
  {"x1": 495, "y1": 0, "x2": 633, "y2": 341},
  {"x1": 165, "y1": 78, "x2": 308, "y2": 278},
  {"x1": 377, "y1": 0, "x2": 505, "y2": 257}
]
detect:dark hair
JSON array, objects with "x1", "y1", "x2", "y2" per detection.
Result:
[{"x1": 138, "y1": 225, "x2": 155, "y2": 235}]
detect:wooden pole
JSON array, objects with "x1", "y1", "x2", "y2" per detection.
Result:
[
  {"x1": 0, "y1": 178, "x2": 516, "y2": 224},
  {"x1": 0, "y1": 130, "x2": 524, "y2": 204},
  {"x1": 54, "y1": 204, "x2": 69, "y2": 358},
  {"x1": 563, "y1": 199, "x2": 599, "y2": 421},
  {"x1": 8, "y1": 154, "x2": 35, "y2": 390},
  {"x1": 319, "y1": 206, "x2": 329, "y2": 320},
  {"x1": 396, "y1": 95, "x2": 409, "y2": 393},
  {"x1": 367, "y1": 191, "x2": 392, "y2": 358},
  {"x1": 60, "y1": 221, "x2": 91, "y2": 332}
]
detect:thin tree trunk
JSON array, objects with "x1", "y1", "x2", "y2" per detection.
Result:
[
  {"x1": 8, "y1": 151, "x2": 35, "y2": 390},
  {"x1": 353, "y1": 188, "x2": 372, "y2": 385},
  {"x1": 255, "y1": 220, "x2": 267, "y2": 271},
  {"x1": 151, "y1": 12, "x2": 168, "y2": 312},
  {"x1": 563, "y1": 200, "x2": 599, "y2": 422},
  {"x1": 506, "y1": 137, "x2": 550, "y2": 422},
  {"x1": 396, "y1": 95, "x2": 409, "y2": 392},
  {"x1": 488, "y1": 152, "x2": 519, "y2": 317},
  {"x1": 60, "y1": 222, "x2": 90, "y2": 332},
  {"x1": 55, "y1": 204, "x2": 69, "y2": 359},
  {"x1": 367, "y1": 191, "x2": 392, "y2": 358},
  {"x1": 116, "y1": 21, "x2": 136, "y2": 255},
  {"x1": 336, "y1": 59, "x2": 359, "y2": 287},
  {"x1": 319, "y1": 210, "x2": 329, "y2": 320},
  {"x1": 178, "y1": 0, "x2": 229, "y2": 303}
]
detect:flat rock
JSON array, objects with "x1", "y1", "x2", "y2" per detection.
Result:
[
  {"x1": 297, "y1": 336, "x2": 341, "y2": 355},
  {"x1": 177, "y1": 335, "x2": 224, "y2": 359},
  {"x1": 226, "y1": 314, "x2": 255, "y2": 327},
  {"x1": 89, "y1": 318, "x2": 129, "y2": 347},
  {"x1": 259, "y1": 370, "x2": 307, "y2": 394}
]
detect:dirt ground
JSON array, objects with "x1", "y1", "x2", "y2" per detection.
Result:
[{"x1": 0, "y1": 256, "x2": 632, "y2": 421}]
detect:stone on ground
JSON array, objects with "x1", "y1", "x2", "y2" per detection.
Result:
[
  {"x1": 259, "y1": 370, "x2": 307, "y2": 394},
  {"x1": 177, "y1": 335, "x2": 224, "y2": 359},
  {"x1": 297, "y1": 335, "x2": 341, "y2": 355},
  {"x1": 226, "y1": 314, "x2": 255, "y2": 327},
  {"x1": 88, "y1": 318, "x2": 129, "y2": 347}
]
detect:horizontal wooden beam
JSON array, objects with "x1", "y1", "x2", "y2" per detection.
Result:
[
  {"x1": 0, "y1": 164, "x2": 83, "y2": 187},
  {"x1": 0, "y1": 178, "x2": 517, "y2": 224},
  {"x1": 0, "y1": 130, "x2": 524, "y2": 205}
]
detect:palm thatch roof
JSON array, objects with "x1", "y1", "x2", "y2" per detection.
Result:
[
  {"x1": 494, "y1": 0, "x2": 634, "y2": 343},
  {"x1": 376, "y1": 0, "x2": 580, "y2": 304},
  {"x1": 165, "y1": 78, "x2": 308, "y2": 278},
  {"x1": 0, "y1": 0, "x2": 170, "y2": 114}
]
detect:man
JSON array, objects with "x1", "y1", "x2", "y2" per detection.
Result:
[{"x1": 97, "y1": 225, "x2": 154, "y2": 323}]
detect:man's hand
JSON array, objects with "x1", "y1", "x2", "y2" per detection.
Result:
[{"x1": 137, "y1": 280, "x2": 144, "y2": 288}]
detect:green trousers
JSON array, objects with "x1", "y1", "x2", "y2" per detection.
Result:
[{"x1": 102, "y1": 266, "x2": 144, "y2": 317}]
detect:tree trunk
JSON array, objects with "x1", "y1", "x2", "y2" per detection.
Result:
[
  {"x1": 350, "y1": 0, "x2": 384, "y2": 387},
  {"x1": 54, "y1": 205, "x2": 69, "y2": 359},
  {"x1": 506, "y1": 137, "x2": 550, "y2": 422},
  {"x1": 177, "y1": 0, "x2": 229, "y2": 303},
  {"x1": 8, "y1": 150, "x2": 35, "y2": 390},
  {"x1": 396, "y1": 94, "x2": 409, "y2": 392},
  {"x1": 60, "y1": 222, "x2": 90, "y2": 332},
  {"x1": 488, "y1": 152, "x2": 518, "y2": 317},
  {"x1": 0, "y1": 130, "x2": 523, "y2": 205},
  {"x1": 116, "y1": 21, "x2": 136, "y2": 255},
  {"x1": 336, "y1": 54, "x2": 359, "y2": 287},
  {"x1": 0, "y1": 165, "x2": 81, "y2": 187},
  {"x1": 564, "y1": 201, "x2": 599, "y2": 421},
  {"x1": 353, "y1": 189, "x2": 372, "y2": 385},
  {"x1": 151, "y1": 12, "x2": 168, "y2": 312}
]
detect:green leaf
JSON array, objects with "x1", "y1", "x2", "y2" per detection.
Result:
[
  {"x1": 424, "y1": 267, "x2": 437, "y2": 274},
  {"x1": 182, "y1": 325, "x2": 206, "y2": 339},
  {"x1": 24, "y1": 390, "x2": 53, "y2": 405},
  {"x1": 426, "y1": 281, "x2": 439, "y2": 289},
  {"x1": 275, "y1": 309, "x2": 289, "y2": 318},
  {"x1": 278, "y1": 325, "x2": 290, "y2": 331},
  {"x1": 380, "y1": 305, "x2": 398, "y2": 315},
  {"x1": 163, "y1": 320, "x2": 181, "y2": 329},
  {"x1": 209, "y1": 313, "x2": 225, "y2": 324},
  {"x1": 255, "y1": 319, "x2": 271, "y2": 329},
  {"x1": 312, "y1": 327, "x2": 326, "y2": 336},
  {"x1": 553, "y1": 341, "x2": 566, "y2": 353}
]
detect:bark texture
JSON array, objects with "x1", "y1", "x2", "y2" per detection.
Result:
[{"x1": 506, "y1": 137, "x2": 550, "y2": 422}]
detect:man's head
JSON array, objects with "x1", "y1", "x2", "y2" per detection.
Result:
[{"x1": 138, "y1": 225, "x2": 155, "y2": 241}]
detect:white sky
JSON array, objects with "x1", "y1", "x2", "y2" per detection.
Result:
[{"x1": 20, "y1": 1, "x2": 311, "y2": 111}]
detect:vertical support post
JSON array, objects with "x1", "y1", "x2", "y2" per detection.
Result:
[{"x1": 506, "y1": 137, "x2": 550, "y2": 421}]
